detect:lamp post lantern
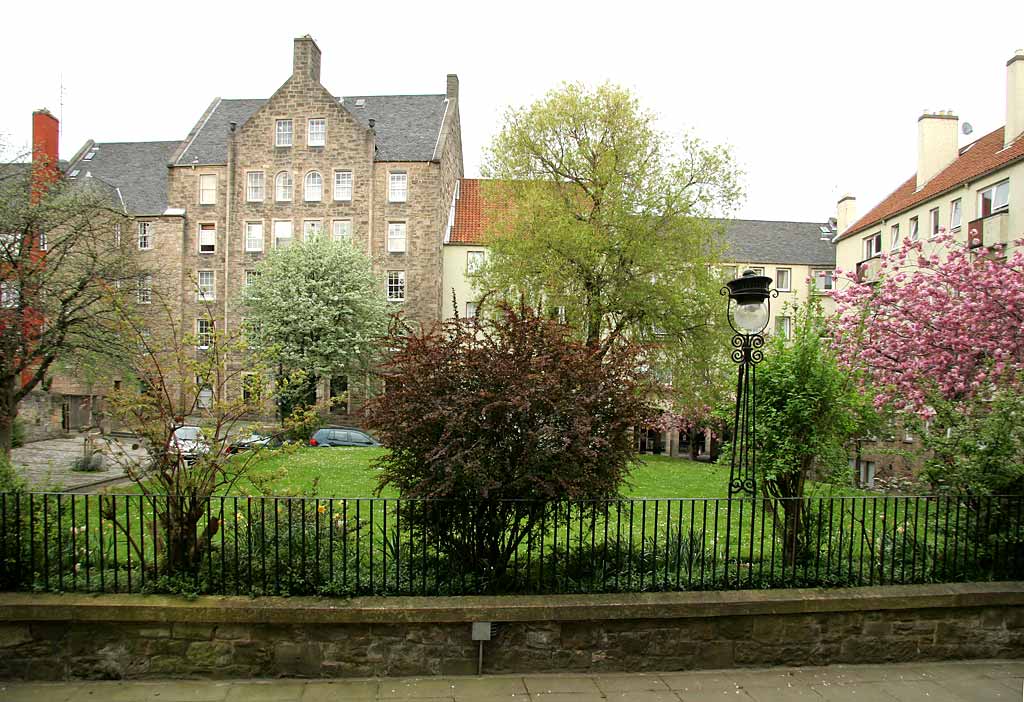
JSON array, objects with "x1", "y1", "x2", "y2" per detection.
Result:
[{"x1": 722, "y1": 269, "x2": 775, "y2": 497}]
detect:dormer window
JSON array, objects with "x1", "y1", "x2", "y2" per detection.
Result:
[
  {"x1": 275, "y1": 119, "x2": 293, "y2": 147},
  {"x1": 307, "y1": 119, "x2": 326, "y2": 147}
]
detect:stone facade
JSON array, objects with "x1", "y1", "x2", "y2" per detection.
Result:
[
  {"x1": 0, "y1": 584, "x2": 1021, "y2": 680},
  {"x1": 41, "y1": 36, "x2": 464, "y2": 424}
]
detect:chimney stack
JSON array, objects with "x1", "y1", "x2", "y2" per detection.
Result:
[
  {"x1": 1006, "y1": 50, "x2": 1024, "y2": 148},
  {"x1": 836, "y1": 195, "x2": 856, "y2": 235},
  {"x1": 31, "y1": 108, "x2": 59, "y2": 205},
  {"x1": 293, "y1": 35, "x2": 322, "y2": 83},
  {"x1": 446, "y1": 74, "x2": 459, "y2": 100},
  {"x1": 916, "y1": 110, "x2": 959, "y2": 191}
]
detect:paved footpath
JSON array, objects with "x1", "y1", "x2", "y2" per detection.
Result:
[{"x1": 1, "y1": 660, "x2": 1021, "y2": 701}]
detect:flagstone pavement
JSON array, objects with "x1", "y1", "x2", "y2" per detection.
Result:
[{"x1": 1, "y1": 659, "x2": 1020, "y2": 701}]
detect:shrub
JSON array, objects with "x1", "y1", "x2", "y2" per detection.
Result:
[{"x1": 363, "y1": 302, "x2": 653, "y2": 587}]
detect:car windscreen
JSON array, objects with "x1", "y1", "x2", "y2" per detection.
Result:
[{"x1": 174, "y1": 426, "x2": 201, "y2": 441}]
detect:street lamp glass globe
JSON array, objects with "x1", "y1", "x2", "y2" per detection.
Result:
[{"x1": 733, "y1": 300, "x2": 769, "y2": 334}]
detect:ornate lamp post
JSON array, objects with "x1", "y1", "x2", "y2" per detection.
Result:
[
  {"x1": 721, "y1": 270, "x2": 774, "y2": 582},
  {"x1": 722, "y1": 269, "x2": 775, "y2": 496}
]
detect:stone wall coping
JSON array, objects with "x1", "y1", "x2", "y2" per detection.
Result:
[{"x1": 1, "y1": 582, "x2": 1022, "y2": 625}]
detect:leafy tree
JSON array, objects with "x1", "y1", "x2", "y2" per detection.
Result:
[
  {"x1": 100, "y1": 289, "x2": 269, "y2": 574},
  {"x1": 476, "y1": 82, "x2": 743, "y2": 413},
  {"x1": 362, "y1": 302, "x2": 652, "y2": 587},
  {"x1": 242, "y1": 236, "x2": 388, "y2": 413},
  {"x1": 752, "y1": 300, "x2": 877, "y2": 565},
  {"x1": 0, "y1": 160, "x2": 135, "y2": 454}
]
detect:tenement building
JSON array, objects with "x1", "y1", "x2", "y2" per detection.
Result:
[{"x1": 42, "y1": 35, "x2": 462, "y2": 430}]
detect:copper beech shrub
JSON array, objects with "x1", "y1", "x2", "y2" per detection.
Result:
[{"x1": 362, "y1": 302, "x2": 652, "y2": 584}]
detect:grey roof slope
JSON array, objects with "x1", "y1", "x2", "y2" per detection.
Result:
[
  {"x1": 64, "y1": 141, "x2": 180, "y2": 215},
  {"x1": 720, "y1": 219, "x2": 836, "y2": 267},
  {"x1": 175, "y1": 99, "x2": 266, "y2": 166},
  {"x1": 343, "y1": 94, "x2": 448, "y2": 161},
  {"x1": 175, "y1": 94, "x2": 448, "y2": 166}
]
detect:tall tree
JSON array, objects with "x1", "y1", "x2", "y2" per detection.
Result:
[
  {"x1": 241, "y1": 235, "x2": 389, "y2": 410},
  {"x1": 0, "y1": 164, "x2": 134, "y2": 454},
  {"x1": 476, "y1": 82, "x2": 743, "y2": 409}
]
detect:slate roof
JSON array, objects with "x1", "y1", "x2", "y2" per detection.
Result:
[
  {"x1": 720, "y1": 219, "x2": 836, "y2": 267},
  {"x1": 448, "y1": 179, "x2": 836, "y2": 267},
  {"x1": 174, "y1": 99, "x2": 265, "y2": 166},
  {"x1": 64, "y1": 141, "x2": 180, "y2": 215},
  {"x1": 838, "y1": 126, "x2": 1024, "y2": 241},
  {"x1": 174, "y1": 94, "x2": 448, "y2": 166}
]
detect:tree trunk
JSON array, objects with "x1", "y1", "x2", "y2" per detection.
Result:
[{"x1": 0, "y1": 375, "x2": 17, "y2": 456}]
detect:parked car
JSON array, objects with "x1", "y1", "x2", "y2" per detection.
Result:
[
  {"x1": 170, "y1": 425, "x2": 209, "y2": 462},
  {"x1": 227, "y1": 432, "x2": 285, "y2": 454},
  {"x1": 309, "y1": 427, "x2": 380, "y2": 447}
]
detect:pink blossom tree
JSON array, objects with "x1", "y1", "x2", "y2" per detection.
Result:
[{"x1": 832, "y1": 232, "x2": 1024, "y2": 419}]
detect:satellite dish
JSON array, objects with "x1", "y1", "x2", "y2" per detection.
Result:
[{"x1": 962, "y1": 122, "x2": 974, "y2": 135}]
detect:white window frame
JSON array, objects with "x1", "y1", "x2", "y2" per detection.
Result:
[
  {"x1": 331, "y1": 219, "x2": 352, "y2": 243},
  {"x1": 748, "y1": 266, "x2": 765, "y2": 276},
  {"x1": 950, "y1": 198, "x2": 962, "y2": 232},
  {"x1": 333, "y1": 170, "x2": 353, "y2": 201},
  {"x1": 388, "y1": 172, "x2": 408, "y2": 203},
  {"x1": 138, "y1": 222, "x2": 153, "y2": 251},
  {"x1": 909, "y1": 216, "x2": 919, "y2": 242},
  {"x1": 386, "y1": 271, "x2": 406, "y2": 302},
  {"x1": 196, "y1": 318, "x2": 214, "y2": 349},
  {"x1": 275, "y1": 171, "x2": 293, "y2": 202},
  {"x1": 864, "y1": 232, "x2": 882, "y2": 259},
  {"x1": 137, "y1": 274, "x2": 152, "y2": 304},
  {"x1": 775, "y1": 268, "x2": 791, "y2": 292},
  {"x1": 928, "y1": 208, "x2": 940, "y2": 238},
  {"x1": 245, "y1": 222, "x2": 264, "y2": 252},
  {"x1": 812, "y1": 268, "x2": 834, "y2": 292},
  {"x1": 246, "y1": 171, "x2": 265, "y2": 202},
  {"x1": 114, "y1": 223, "x2": 122, "y2": 247},
  {"x1": 304, "y1": 171, "x2": 323, "y2": 202},
  {"x1": 889, "y1": 223, "x2": 900, "y2": 250},
  {"x1": 978, "y1": 180, "x2": 1009, "y2": 218},
  {"x1": 303, "y1": 219, "x2": 323, "y2": 239},
  {"x1": 1, "y1": 281, "x2": 19, "y2": 309},
  {"x1": 196, "y1": 270, "x2": 215, "y2": 301},
  {"x1": 245, "y1": 270, "x2": 259, "y2": 288},
  {"x1": 275, "y1": 119, "x2": 293, "y2": 147},
  {"x1": 273, "y1": 220, "x2": 293, "y2": 249},
  {"x1": 197, "y1": 384, "x2": 214, "y2": 410},
  {"x1": 466, "y1": 250, "x2": 485, "y2": 274},
  {"x1": 198, "y1": 223, "x2": 216, "y2": 254},
  {"x1": 387, "y1": 222, "x2": 407, "y2": 253},
  {"x1": 307, "y1": 118, "x2": 326, "y2": 147},
  {"x1": 465, "y1": 301, "x2": 478, "y2": 318},
  {"x1": 198, "y1": 174, "x2": 217, "y2": 205}
]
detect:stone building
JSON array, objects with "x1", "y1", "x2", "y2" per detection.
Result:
[{"x1": 44, "y1": 35, "x2": 463, "y2": 429}]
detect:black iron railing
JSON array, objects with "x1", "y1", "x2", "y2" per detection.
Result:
[{"x1": 0, "y1": 492, "x2": 1021, "y2": 596}]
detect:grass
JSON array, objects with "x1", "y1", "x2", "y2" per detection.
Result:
[
  {"x1": 234, "y1": 447, "x2": 734, "y2": 499},
  {"x1": 236, "y1": 447, "x2": 870, "y2": 499}
]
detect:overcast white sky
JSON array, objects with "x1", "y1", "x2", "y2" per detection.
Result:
[{"x1": 3, "y1": 0, "x2": 1022, "y2": 223}]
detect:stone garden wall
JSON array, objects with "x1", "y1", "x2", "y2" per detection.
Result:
[{"x1": 0, "y1": 583, "x2": 1021, "y2": 680}]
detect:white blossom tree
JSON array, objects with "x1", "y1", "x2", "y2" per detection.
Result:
[{"x1": 241, "y1": 235, "x2": 389, "y2": 413}]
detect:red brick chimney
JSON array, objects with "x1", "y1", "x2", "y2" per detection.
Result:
[{"x1": 31, "y1": 109, "x2": 59, "y2": 205}]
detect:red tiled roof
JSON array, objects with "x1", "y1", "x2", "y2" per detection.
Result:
[
  {"x1": 448, "y1": 178, "x2": 517, "y2": 245},
  {"x1": 838, "y1": 126, "x2": 1024, "y2": 241}
]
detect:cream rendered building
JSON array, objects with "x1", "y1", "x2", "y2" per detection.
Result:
[
  {"x1": 834, "y1": 50, "x2": 1024, "y2": 283},
  {"x1": 442, "y1": 179, "x2": 838, "y2": 457}
]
